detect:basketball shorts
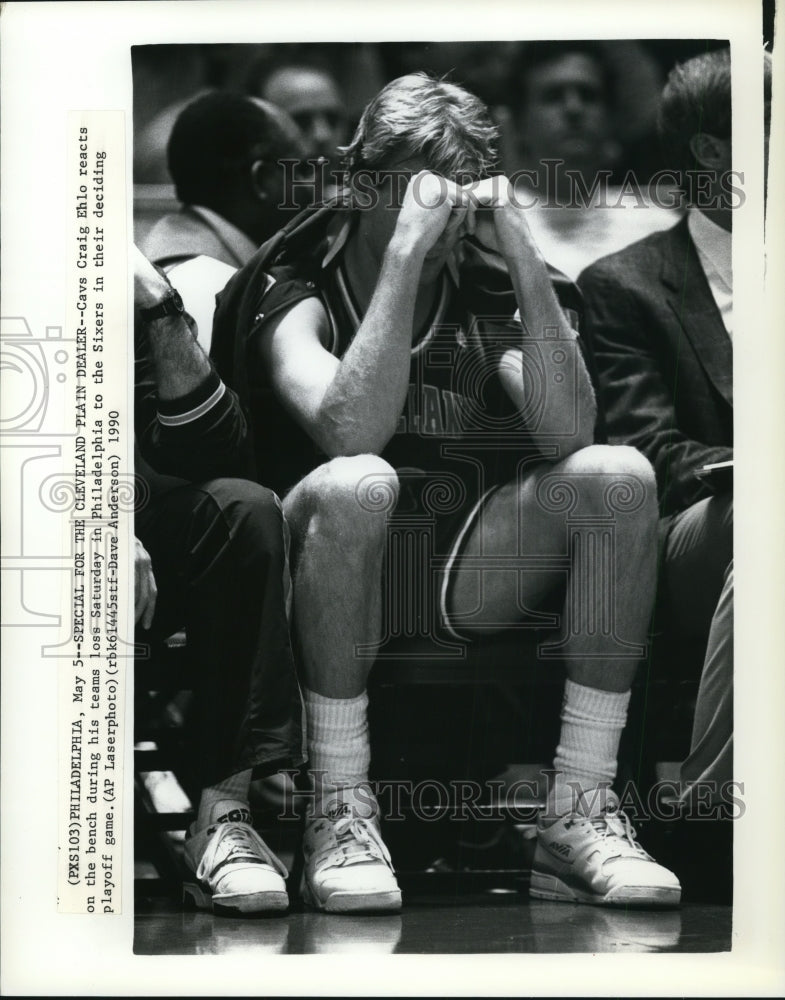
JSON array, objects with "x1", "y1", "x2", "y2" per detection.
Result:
[{"x1": 382, "y1": 470, "x2": 507, "y2": 643}]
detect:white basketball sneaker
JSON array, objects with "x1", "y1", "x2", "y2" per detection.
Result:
[
  {"x1": 301, "y1": 789, "x2": 402, "y2": 913},
  {"x1": 530, "y1": 789, "x2": 681, "y2": 907},
  {"x1": 183, "y1": 801, "x2": 289, "y2": 914}
]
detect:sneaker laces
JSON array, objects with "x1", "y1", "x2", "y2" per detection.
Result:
[
  {"x1": 321, "y1": 814, "x2": 393, "y2": 870},
  {"x1": 589, "y1": 806, "x2": 650, "y2": 858},
  {"x1": 195, "y1": 822, "x2": 287, "y2": 882}
]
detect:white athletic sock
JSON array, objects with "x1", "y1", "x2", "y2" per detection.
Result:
[
  {"x1": 304, "y1": 688, "x2": 371, "y2": 809},
  {"x1": 196, "y1": 769, "x2": 252, "y2": 831},
  {"x1": 550, "y1": 680, "x2": 631, "y2": 815}
]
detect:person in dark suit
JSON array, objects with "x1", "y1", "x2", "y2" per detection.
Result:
[
  {"x1": 578, "y1": 181, "x2": 734, "y2": 639},
  {"x1": 580, "y1": 48, "x2": 770, "y2": 863}
]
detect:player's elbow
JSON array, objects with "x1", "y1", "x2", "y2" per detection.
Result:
[
  {"x1": 561, "y1": 396, "x2": 598, "y2": 455},
  {"x1": 532, "y1": 391, "x2": 597, "y2": 459},
  {"x1": 314, "y1": 413, "x2": 393, "y2": 460},
  {"x1": 553, "y1": 425, "x2": 595, "y2": 459},
  {"x1": 319, "y1": 434, "x2": 388, "y2": 460}
]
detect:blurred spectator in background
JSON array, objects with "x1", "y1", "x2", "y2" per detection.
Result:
[
  {"x1": 513, "y1": 41, "x2": 621, "y2": 192},
  {"x1": 139, "y1": 92, "x2": 304, "y2": 350},
  {"x1": 507, "y1": 41, "x2": 679, "y2": 280},
  {"x1": 260, "y1": 65, "x2": 347, "y2": 165},
  {"x1": 259, "y1": 65, "x2": 348, "y2": 202}
]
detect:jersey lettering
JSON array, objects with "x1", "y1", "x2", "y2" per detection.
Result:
[{"x1": 396, "y1": 384, "x2": 469, "y2": 437}]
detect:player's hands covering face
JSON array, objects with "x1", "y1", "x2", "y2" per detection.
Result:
[
  {"x1": 392, "y1": 170, "x2": 470, "y2": 258},
  {"x1": 392, "y1": 171, "x2": 533, "y2": 263},
  {"x1": 459, "y1": 175, "x2": 534, "y2": 256}
]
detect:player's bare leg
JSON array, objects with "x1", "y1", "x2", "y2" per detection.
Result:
[
  {"x1": 449, "y1": 444, "x2": 680, "y2": 905},
  {"x1": 284, "y1": 454, "x2": 397, "y2": 699},
  {"x1": 283, "y1": 454, "x2": 402, "y2": 912},
  {"x1": 451, "y1": 444, "x2": 654, "y2": 686}
]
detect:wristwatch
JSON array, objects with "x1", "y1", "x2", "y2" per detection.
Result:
[{"x1": 140, "y1": 288, "x2": 185, "y2": 322}]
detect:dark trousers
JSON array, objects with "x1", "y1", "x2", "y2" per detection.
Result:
[
  {"x1": 136, "y1": 478, "x2": 304, "y2": 790},
  {"x1": 662, "y1": 493, "x2": 733, "y2": 797},
  {"x1": 663, "y1": 493, "x2": 733, "y2": 641}
]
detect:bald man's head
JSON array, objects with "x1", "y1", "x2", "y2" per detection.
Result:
[
  {"x1": 261, "y1": 66, "x2": 347, "y2": 163},
  {"x1": 167, "y1": 91, "x2": 305, "y2": 242}
]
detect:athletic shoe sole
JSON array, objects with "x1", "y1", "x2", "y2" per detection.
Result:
[
  {"x1": 300, "y1": 875, "x2": 402, "y2": 914},
  {"x1": 183, "y1": 880, "x2": 289, "y2": 915},
  {"x1": 529, "y1": 871, "x2": 681, "y2": 908}
]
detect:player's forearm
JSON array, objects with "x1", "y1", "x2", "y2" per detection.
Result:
[
  {"x1": 138, "y1": 304, "x2": 250, "y2": 476},
  {"x1": 500, "y1": 221, "x2": 597, "y2": 452},
  {"x1": 316, "y1": 241, "x2": 423, "y2": 455},
  {"x1": 137, "y1": 323, "x2": 250, "y2": 479},
  {"x1": 134, "y1": 244, "x2": 215, "y2": 401},
  {"x1": 147, "y1": 315, "x2": 213, "y2": 400}
]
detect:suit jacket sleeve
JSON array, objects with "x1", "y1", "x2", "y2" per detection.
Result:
[{"x1": 579, "y1": 265, "x2": 732, "y2": 515}]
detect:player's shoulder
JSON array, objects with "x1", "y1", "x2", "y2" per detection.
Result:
[
  {"x1": 254, "y1": 268, "x2": 334, "y2": 359},
  {"x1": 255, "y1": 262, "x2": 325, "y2": 328}
]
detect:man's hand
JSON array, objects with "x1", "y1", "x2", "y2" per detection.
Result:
[
  {"x1": 133, "y1": 244, "x2": 173, "y2": 312},
  {"x1": 133, "y1": 243, "x2": 214, "y2": 400},
  {"x1": 135, "y1": 537, "x2": 158, "y2": 630},
  {"x1": 462, "y1": 175, "x2": 536, "y2": 258},
  {"x1": 390, "y1": 170, "x2": 469, "y2": 259}
]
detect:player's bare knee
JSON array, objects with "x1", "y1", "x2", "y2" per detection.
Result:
[
  {"x1": 561, "y1": 445, "x2": 657, "y2": 520},
  {"x1": 294, "y1": 455, "x2": 398, "y2": 538},
  {"x1": 320, "y1": 455, "x2": 398, "y2": 514},
  {"x1": 564, "y1": 443, "x2": 649, "y2": 476},
  {"x1": 601, "y1": 445, "x2": 657, "y2": 511}
]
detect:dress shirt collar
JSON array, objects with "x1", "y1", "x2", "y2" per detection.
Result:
[{"x1": 688, "y1": 208, "x2": 732, "y2": 291}]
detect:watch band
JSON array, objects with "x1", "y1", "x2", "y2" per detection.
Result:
[{"x1": 140, "y1": 289, "x2": 185, "y2": 322}]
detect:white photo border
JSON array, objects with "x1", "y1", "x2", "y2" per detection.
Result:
[{"x1": 2, "y1": 0, "x2": 784, "y2": 994}]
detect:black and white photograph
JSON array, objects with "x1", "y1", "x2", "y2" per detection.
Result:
[
  {"x1": 131, "y1": 32, "x2": 758, "y2": 954},
  {"x1": 2, "y1": 0, "x2": 784, "y2": 994}
]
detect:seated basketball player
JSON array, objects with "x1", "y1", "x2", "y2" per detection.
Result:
[{"x1": 211, "y1": 73, "x2": 681, "y2": 911}]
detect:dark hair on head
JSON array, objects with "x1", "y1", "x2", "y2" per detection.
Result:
[
  {"x1": 508, "y1": 40, "x2": 615, "y2": 115},
  {"x1": 167, "y1": 91, "x2": 297, "y2": 205},
  {"x1": 657, "y1": 46, "x2": 734, "y2": 170},
  {"x1": 658, "y1": 46, "x2": 772, "y2": 170},
  {"x1": 341, "y1": 72, "x2": 499, "y2": 181}
]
